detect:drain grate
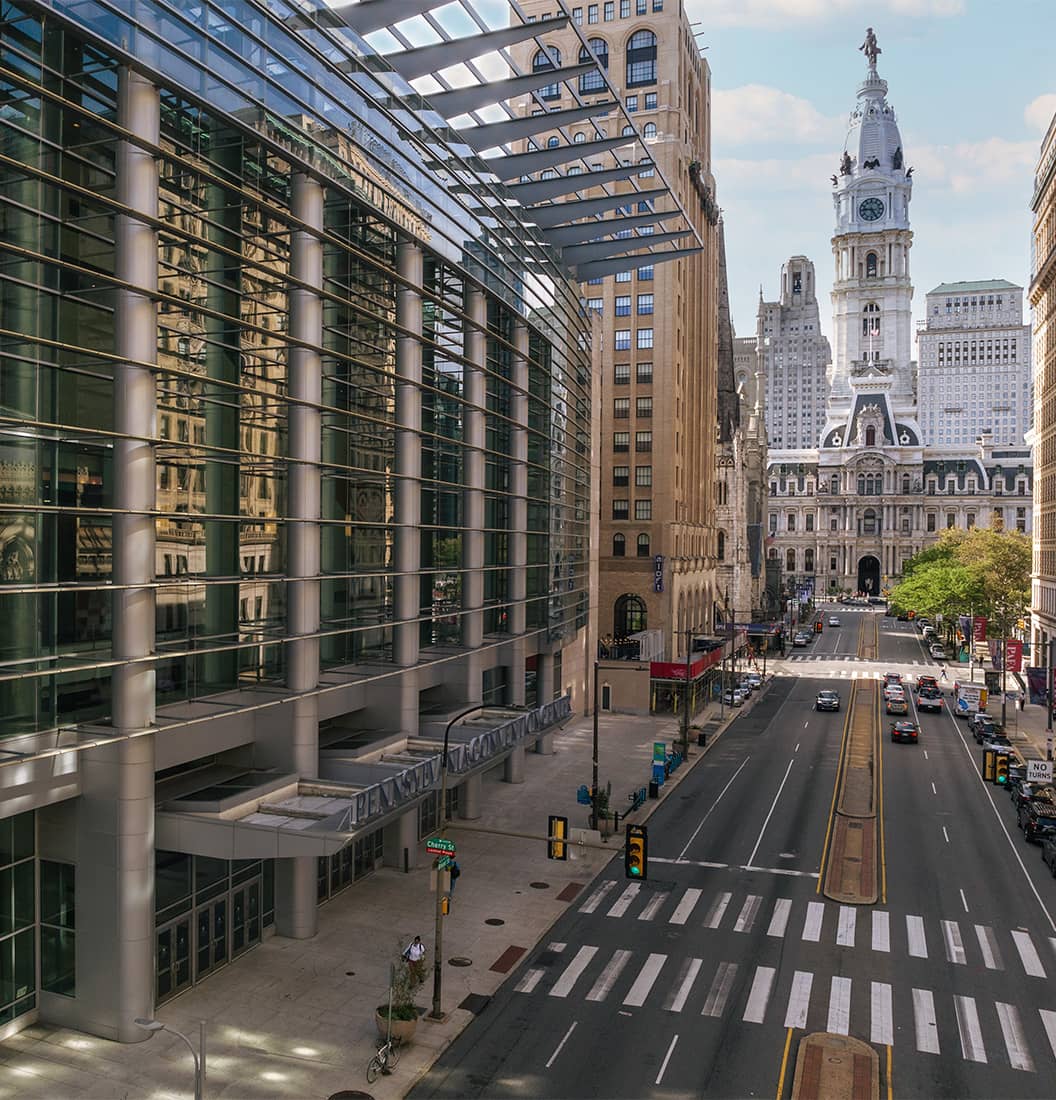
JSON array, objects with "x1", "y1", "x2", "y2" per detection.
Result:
[
  {"x1": 529, "y1": 881, "x2": 549, "y2": 889},
  {"x1": 449, "y1": 956, "x2": 473, "y2": 967},
  {"x1": 485, "y1": 917, "x2": 505, "y2": 926}
]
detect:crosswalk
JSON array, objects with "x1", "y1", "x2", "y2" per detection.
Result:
[
  {"x1": 574, "y1": 882, "x2": 1056, "y2": 978},
  {"x1": 788, "y1": 654, "x2": 933, "y2": 666},
  {"x1": 513, "y1": 939, "x2": 1056, "y2": 1073}
]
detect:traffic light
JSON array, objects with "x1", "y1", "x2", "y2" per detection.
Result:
[
  {"x1": 548, "y1": 814, "x2": 568, "y2": 860},
  {"x1": 625, "y1": 823, "x2": 648, "y2": 880},
  {"x1": 994, "y1": 752, "x2": 1010, "y2": 785},
  {"x1": 982, "y1": 748, "x2": 996, "y2": 782}
]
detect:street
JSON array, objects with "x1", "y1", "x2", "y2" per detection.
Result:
[{"x1": 412, "y1": 609, "x2": 1056, "y2": 1099}]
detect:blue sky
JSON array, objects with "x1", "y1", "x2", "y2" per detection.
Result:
[{"x1": 693, "y1": 0, "x2": 1056, "y2": 342}]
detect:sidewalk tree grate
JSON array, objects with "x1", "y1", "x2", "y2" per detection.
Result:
[
  {"x1": 490, "y1": 945, "x2": 526, "y2": 973},
  {"x1": 485, "y1": 918, "x2": 505, "y2": 926},
  {"x1": 449, "y1": 956, "x2": 473, "y2": 967},
  {"x1": 529, "y1": 881, "x2": 549, "y2": 889},
  {"x1": 458, "y1": 993, "x2": 491, "y2": 1015},
  {"x1": 556, "y1": 882, "x2": 583, "y2": 902}
]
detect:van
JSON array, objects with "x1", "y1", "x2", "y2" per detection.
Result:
[{"x1": 922, "y1": 626, "x2": 936, "y2": 641}]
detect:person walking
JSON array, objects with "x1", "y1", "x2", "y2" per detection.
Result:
[
  {"x1": 940, "y1": 665, "x2": 948, "y2": 681},
  {"x1": 403, "y1": 935, "x2": 426, "y2": 985}
]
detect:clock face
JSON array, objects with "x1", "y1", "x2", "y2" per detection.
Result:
[{"x1": 859, "y1": 197, "x2": 885, "y2": 222}]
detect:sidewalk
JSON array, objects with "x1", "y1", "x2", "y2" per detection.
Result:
[{"x1": 0, "y1": 681, "x2": 775, "y2": 1100}]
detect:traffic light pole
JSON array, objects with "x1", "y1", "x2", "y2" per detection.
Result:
[{"x1": 591, "y1": 661, "x2": 599, "y2": 832}]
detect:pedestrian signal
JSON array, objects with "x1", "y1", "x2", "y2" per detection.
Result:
[
  {"x1": 994, "y1": 752, "x2": 1010, "y2": 785},
  {"x1": 548, "y1": 814, "x2": 568, "y2": 860},
  {"x1": 982, "y1": 748, "x2": 995, "y2": 782},
  {"x1": 625, "y1": 823, "x2": 648, "y2": 880}
]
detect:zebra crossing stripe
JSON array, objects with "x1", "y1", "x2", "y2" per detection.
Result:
[
  {"x1": 872, "y1": 911, "x2": 890, "y2": 953},
  {"x1": 1040, "y1": 1009, "x2": 1056, "y2": 1061},
  {"x1": 941, "y1": 920, "x2": 967, "y2": 965},
  {"x1": 705, "y1": 891, "x2": 733, "y2": 929},
  {"x1": 1011, "y1": 930, "x2": 1047, "y2": 978},
  {"x1": 663, "y1": 957, "x2": 703, "y2": 1013},
  {"x1": 514, "y1": 968, "x2": 544, "y2": 993},
  {"x1": 668, "y1": 887, "x2": 702, "y2": 926},
  {"x1": 784, "y1": 970, "x2": 813, "y2": 1029},
  {"x1": 549, "y1": 946, "x2": 598, "y2": 998},
  {"x1": 579, "y1": 881, "x2": 615, "y2": 914},
  {"x1": 702, "y1": 961, "x2": 738, "y2": 1017},
  {"x1": 586, "y1": 949, "x2": 632, "y2": 1002},
  {"x1": 912, "y1": 988, "x2": 940, "y2": 1055},
  {"x1": 768, "y1": 898, "x2": 792, "y2": 938},
  {"x1": 974, "y1": 924, "x2": 1003, "y2": 970},
  {"x1": 802, "y1": 901, "x2": 824, "y2": 942},
  {"x1": 836, "y1": 905, "x2": 857, "y2": 947},
  {"x1": 996, "y1": 1002, "x2": 1034, "y2": 1072},
  {"x1": 743, "y1": 966, "x2": 777, "y2": 1024},
  {"x1": 638, "y1": 890, "x2": 669, "y2": 922},
  {"x1": 734, "y1": 895, "x2": 763, "y2": 933},
  {"x1": 954, "y1": 995, "x2": 987, "y2": 1063},
  {"x1": 871, "y1": 982, "x2": 893, "y2": 1046},
  {"x1": 623, "y1": 952, "x2": 666, "y2": 1007},
  {"x1": 607, "y1": 883, "x2": 640, "y2": 918},
  {"x1": 827, "y1": 976, "x2": 852, "y2": 1036},
  {"x1": 906, "y1": 914, "x2": 928, "y2": 958}
]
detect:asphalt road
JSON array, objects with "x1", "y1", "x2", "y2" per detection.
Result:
[{"x1": 411, "y1": 609, "x2": 1056, "y2": 1099}]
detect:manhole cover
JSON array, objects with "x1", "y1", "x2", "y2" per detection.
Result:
[
  {"x1": 529, "y1": 881, "x2": 549, "y2": 889},
  {"x1": 485, "y1": 918, "x2": 505, "y2": 926},
  {"x1": 329, "y1": 1092, "x2": 374, "y2": 1100},
  {"x1": 449, "y1": 956, "x2": 473, "y2": 967}
]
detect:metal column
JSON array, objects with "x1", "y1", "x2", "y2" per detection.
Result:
[{"x1": 461, "y1": 289, "x2": 486, "y2": 696}]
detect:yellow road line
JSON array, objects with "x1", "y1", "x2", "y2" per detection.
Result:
[
  {"x1": 775, "y1": 1026, "x2": 794, "y2": 1099},
  {"x1": 877, "y1": 677, "x2": 887, "y2": 904},
  {"x1": 887, "y1": 1043, "x2": 893, "y2": 1100},
  {"x1": 817, "y1": 679, "x2": 856, "y2": 893}
]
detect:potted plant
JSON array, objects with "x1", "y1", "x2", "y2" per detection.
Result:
[
  {"x1": 594, "y1": 781, "x2": 615, "y2": 836},
  {"x1": 375, "y1": 948, "x2": 422, "y2": 1044}
]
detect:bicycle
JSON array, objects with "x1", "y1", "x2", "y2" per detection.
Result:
[{"x1": 366, "y1": 1037, "x2": 401, "y2": 1083}]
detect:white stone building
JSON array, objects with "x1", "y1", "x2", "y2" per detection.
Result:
[{"x1": 917, "y1": 280, "x2": 1032, "y2": 447}]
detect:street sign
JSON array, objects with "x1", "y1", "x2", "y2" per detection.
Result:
[
  {"x1": 426, "y1": 837, "x2": 456, "y2": 855},
  {"x1": 1027, "y1": 759, "x2": 1055, "y2": 784},
  {"x1": 437, "y1": 855, "x2": 453, "y2": 870},
  {"x1": 652, "y1": 741, "x2": 666, "y2": 763}
]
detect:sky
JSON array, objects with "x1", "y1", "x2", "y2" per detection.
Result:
[{"x1": 693, "y1": 0, "x2": 1056, "y2": 343}]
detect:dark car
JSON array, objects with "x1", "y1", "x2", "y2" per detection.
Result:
[
  {"x1": 1013, "y1": 782, "x2": 1056, "y2": 811},
  {"x1": 1019, "y1": 801, "x2": 1056, "y2": 843},
  {"x1": 970, "y1": 713, "x2": 997, "y2": 743},
  {"x1": 1043, "y1": 833, "x2": 1056, "y2": 877},
  {"x1": 816, "y1": 690, "x2": 840, "y2": 712},
  {"x1": 890, "y1": 720, "x2": 920, "y2": 743},
  {"x1": 883, "y1": 672, "x2": 903, "y2": 687},
  {"x1": 916, "y1": 688, "x2": 943, "y2": 712},
  {"x1": 896, "y1": 612, "x2": 910, "y2": 621},
  {"x1": 916, "y1": 675, "x2": 938, "y2": 692},
  {"x1": 1006, "y1": 764, "x2": 1029, "y2": 799},
  {"x1": 982, "y1": 732, "x2": 1014, "y2": 753}
]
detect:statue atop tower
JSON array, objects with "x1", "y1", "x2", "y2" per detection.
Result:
[{"x1": 859, "y1": 27, "x2": 881, "y2": 72}]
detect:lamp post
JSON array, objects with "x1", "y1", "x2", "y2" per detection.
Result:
[
  {"x1": 135, "y1": 1019, "x2": 203, "y2": 1100},
  {"x1": 430, "y1": 702, "x2": 486, "y2": 1020},
  {"x1": 591, "y1": 660, "x2": 600, "y2": 831}
]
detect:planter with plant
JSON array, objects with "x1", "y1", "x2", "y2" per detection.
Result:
[{"x1": 375, "y1": 947, "x2": 423, "y2": 1044}]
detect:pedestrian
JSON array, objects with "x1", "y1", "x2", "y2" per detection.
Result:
[
  {"x1": 940, "y1": 665, "x2": 948, "y2": 680},
  {"x1": 403, "y1": 935, "x2": 426, "y2": 984},
  {"x1": 449, "y1": 860, "x2": 461, "y2": 893}
]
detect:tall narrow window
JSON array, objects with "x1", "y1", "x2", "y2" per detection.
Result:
[
  {"x1": 578, "y1": 38, "x2": 609, "y2": 93},
  {"x1": 626, "y1": 30, "x2": 657, "y2": 86},
  {"x1": 533, "y1": 47, "x2": 561, "y2": 100}
]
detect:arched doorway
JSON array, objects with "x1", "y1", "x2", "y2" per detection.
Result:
[
  {"x1": 857, "y1": 555, "x2": 881, "y2": 595},
  {"x1": 613, "y1": 593, "x2": 647, "y2": 637}
]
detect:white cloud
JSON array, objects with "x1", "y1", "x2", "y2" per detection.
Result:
[
  {"x1": 685, "y1": 0, "x2": 963, "y2": 29},
  {"x1": 908, "y1": 138, "x2": 1036, "y2": 196},
  {"x1": 1025, "y1": 94, "x2": 1056, "y2": 135},
  {"x1": 713, "y1": 86, "x2": 842, "y2": 147},
  {"x1": 716, "y1": 153, "x2": 836, "y2": 195}
]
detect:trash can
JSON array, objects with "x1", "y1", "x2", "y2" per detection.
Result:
[
  {"x1": 648, "y1": 779, "x2": 660, "y2": 799},
  {"x1": 697, "y1": 730, "x2": 707, "y2": 747}
]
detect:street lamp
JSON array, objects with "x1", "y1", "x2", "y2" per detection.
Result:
[
  {"x1": 430, "y1": 702, "x2": 486, "y2": 1020},
  {"x1": 134, "y1": 1018, "x2": 203, "y2": 1100}
]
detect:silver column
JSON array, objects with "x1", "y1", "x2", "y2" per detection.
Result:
[
  {"x1": 461, "y1": 290, "x2": 486, "y2": 692},
  {"x1": 509, "y1": 321, "x2": 529, "y2": 639}
]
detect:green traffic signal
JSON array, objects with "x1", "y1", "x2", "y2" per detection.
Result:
[
  {"x1": 994, "y1": 752, "x2": 1009, "y2": 785},
  {"x1": 625, "y1": 824, "x2": 648, "y2": 880}
]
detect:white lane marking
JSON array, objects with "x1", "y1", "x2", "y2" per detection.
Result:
[
  {"x1": 623, "y1": 952, "x2": 666, "y2": 1007},
  {"x1": 913, "y1": 988, "x2": 940, "y2": 1054},
  {"x1": 996, "y1": 1002, "x2": 1034, "y2": 1072},
  {"x1": 942, "y1": 826, "x2": 950, "y2": 843},
  {"x1": 871, "y1": 982, "x2": 893, "y2": 1046},
  {"x1": 743, "y1": 966, "x2": 777, "y2": 1024},
  {"x1": 651, "y1": 858, "x2": 729, "y2": 868},
  {"x1": 745, "y1": 757, "x2": 795, "y2": 867},
  {"x1": 655, "y1": 1034, "x2": 678, "y2": 1087},
  {"x1": 906, "y1": 914, "x2": 928, "y2": 958},
  {"x1": 802, "y1": 901, "x2": 825, "y2": 942},
  {"x1": 638, "y1": 890, "x2": 669, "y2": 922},
  {"x1": 586, "y1": 949, "x2": 632, "y2": 1002},
  {"x1": 959, "y1": 889, "x2": 969, "y2": 913},
  {"x1": 767, "y1": 898, "x2": 792, "y2": 938},
  {"x1": 795, "y1": 742, "x2": 801, "y2": 751},
  {"x1": 784, "y1": 970, "x2": 813, "y2": 1029},
  {"x1": 1040, "y1": 1009, "x2": 1056, "y2": 1062},
  {"x1": 974, "y1": 925, "x2": 1003, "y2": 970},
  {"x1": 924, "y1": 750, "x2": 929, "y2": 760},
  {"x1": 733, "y1": 895, "x2": 763, "y2": 933},
  {"x1": 668, "y1": 888, "x2": 702, "y2": 926},
  {"x1": 941, "y1": 920, "x2": 967, "y2": 965},
  {"x1": 836, "y1": 906, "x2": 857, "y2": 947},
  {"x1": 514, "y1": 969, "x2": 544, "y2": 993},
  {"x1": 827, "y1": 976, "x2": 852, "y2": 1036},
  {"x1": 607, "y1": 883, "x2": 640, "y2": 918},
  {"x1": 931, "y1": 782, "x2": 937, "y2": 795},
  {"x1": 677, "y1": 755, "x2": 751, "y2": 859},
  {"x1": 701, "y1": 961, "x2": 738, "y2": 1017},
  {"x1": 1011, "y1": 930, "x2": 1047, "y2": 978},
  {"x1": 579, "y1": 881, "x2": 615, "y2": 914},
  {"x1": 704, "y1": 891, "x2": 733, "y2": 930},
  {"x1": 549, "y1": 946, "x2": 598, "y2": 998},
  {"x1": 741, "y1": 865, "x2": 820, "y2": 878},
  {"x1": 663, "y1": 958, "x2": 702, "y2": 1014},
  {"x1": 954, "y1": 995, "x2": 987, "y2": 1064},
  {"x1": 545, "y1": 1021, "x2": 577, "y2": 1069},
  {"x1": 872, "y1": 911, "x2": 890, "y2": 953}
]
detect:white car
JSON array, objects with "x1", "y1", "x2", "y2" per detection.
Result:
[
  {"x1": 883, "y1": 684, "x2": 905, "y2": 701},
  {"x1": 723, "y1": 688, "x2": 746, "y2": 706},
  {"x1": 828, "y1": 616, "x2": 841, "y2": 627},
  {"x1": 929, "y1": 644, "x2": 947, "y2": 660},
  {"x1": 744, "y1": 672, "x2": 763, "y2": 689}
]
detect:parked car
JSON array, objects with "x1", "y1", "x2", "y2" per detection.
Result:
[
  {"x1": 828, "y1": 616, "x2": 841, "y2": 627},
  {"x1": 1018, "y1": 801, "x2": 1056, "y2": 843},
  {"x1": 816, "y1": 690, "x2": 841, "y2": 712},
  {"x1": 981, "y1": 732, "x2": 1014, "y2": 754},
  {"x1": 930, "y1": 644, "x2": 947, "y2": 660},
  {"x1": 1006, "y1": 764, "x2": 1029, "y2": 799},
  {"x1": 744, "y1": 672, "x2": 762, "y2": 690},
  {"x1": 916, "y1": 689, "x2": 944, "y2": 712},
  {"x1": 886, "y1": 695, "x2": 909, "y2": 715},
  {"x1": 1042, "y1": 833, "x2": 1056, "y2": 877},
  {"x1": 1011, "y1": 781, "x2": 1055, "y2": 812},
  {"x1": 896, "y1": 612, "x2": 910, "y2": 621},
  {"x1": 969, "y1": 713, "x2": 997, "y2": 742},
  {"x1": 723, "y1": 687, "x2": 746, "y2": 706},
  {"x1": 737, "y1": 679, "x2": 754, "y2": 697},
  {"x1": 891, "y1": 720, "x2": 920, "y2": 743}
]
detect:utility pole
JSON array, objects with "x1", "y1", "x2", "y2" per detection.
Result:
[
  {"x1": 591, "y1": 661, "x2": 600, "y2": 831},
  {"x1": 1047, "y1": 635, "x2": 1054, "y2": 761},
  {"x1": 1001, "y1": 633, "x2": 1008, "y2": 728},
  {"x1": 681, "y1": 631, "x2": 692, "y2": 758}
]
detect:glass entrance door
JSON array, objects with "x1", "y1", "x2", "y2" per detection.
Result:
[
  {"x1": 231, "y1": 879, "x2": 261, "y2": 957},
  {"x1": 156, "y1": 918, "x2": 191, "y2": 1002},
  {"x1": 195, "y1": 898, "x2": 228, "y2": 982}
]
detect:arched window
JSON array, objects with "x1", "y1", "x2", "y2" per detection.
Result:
[
  {"x1": 573, "y1": 131, "x2": 586, "y2": 143},
  {"x1": 637, "y1": 533, "x2": 650, "y2": 557},
  {"x1": 786, "y1": 548, "x2": 796, "y2": 573},
  {"x1": 613, "y1": 532, "x2": 626, "y2": 557},
  {"x1": 866, "y1": 425, "x2": 876, "y2": 446},
  {"x1": 805, "y1": 548, "x2": 815, "y2": 572},
  {"x1": 533, "y1": 46, "x2": 561, "y2": 100},
  {"x1": 717, "y1": 531, "x2": 725, "y2": 560},
  {"x1": 614, "y1": 593, "x2": 647, "y2": 636},
  {"x1": 626, "y1": 30, "x2": 657, "y2": 87},
  {"x1": 866, "y1": 252, "x2": 878, "y2": 277},
  {"x1": 768, "y1": 547, "x2": 779, "y2": 560},
  {"x1": 546, "y1": 135, "x2": 559, "y2": 148},
  {"x1": 578, "y1": 38, "x2": 609, "y2": 93},
  {"x1": 863, "y1": 508, "x2": 878, "y2": 535},
  {"x1": 642, "y1": 121, "x2": 658, "y2": 139}
]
